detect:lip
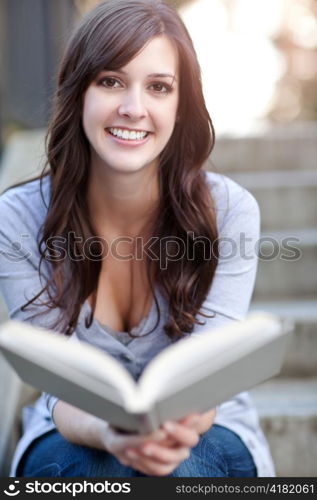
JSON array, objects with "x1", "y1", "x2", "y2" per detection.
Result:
[{"x1": 105, "y1": 128, "x2": 151, "y2": 146}]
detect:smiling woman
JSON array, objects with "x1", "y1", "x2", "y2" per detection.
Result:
[
  {"x1": 0, "y1": 0, "x2": 275, "y2": 478},
  {"x1": 82, "y1": 36, "x2": 179, "y2": 174}
]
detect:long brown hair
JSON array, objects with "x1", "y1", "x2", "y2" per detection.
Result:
[{"x1": 22, "y1": 0, "x2": 219, "y2": 338}]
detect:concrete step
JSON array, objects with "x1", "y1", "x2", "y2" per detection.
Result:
[
  {"x1": 250, "y1": 299, "x2": 317, "y2": 376},
  {"x1": 250, "y1": 377, "x2": 317, "y2": 477},
  {"x1": 0, "y1": 355, "x2": 22, "y2": 476},
  {"x1": 210, "y1": 121, "x2": 317, "y2": 173},
  {"x1": 0, "y1": 355, "x2": 39, "y2": 476},
  {"x1": 254, "y1": 229, "x2": 317, "y2": 300},
  {"x1": 226, "y1": 170, "x2": 317, "y2": 231}
]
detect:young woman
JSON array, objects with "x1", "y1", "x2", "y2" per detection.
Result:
[{"x1": 0, "y1": 0, "x2": 275, "y2": 477}]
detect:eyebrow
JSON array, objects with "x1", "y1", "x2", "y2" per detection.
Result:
[
  {"x1": 104, "y1": 69, "x2": 177, "y2": 81},
  {"x1": 148, "y1": 73, "x2": 177, "y2": 80}
]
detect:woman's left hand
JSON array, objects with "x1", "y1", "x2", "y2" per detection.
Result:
[
  {"x1": 178, "y1": 408, "x2": 217, "y2": 435},
  {"x1": 123, "y1": 408, "x2": 216, "y2": 474},
  {"x1": 158, "y1": 407, "x2": 217, "y2": 449}
]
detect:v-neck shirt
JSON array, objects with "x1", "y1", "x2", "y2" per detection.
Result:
[{"x1": 0, "y1": 171, "x2": 275, "y2": 477}]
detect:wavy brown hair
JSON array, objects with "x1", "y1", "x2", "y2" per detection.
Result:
[{"x1": 22, "y1": 0, "x2": 219, "y2": 338}]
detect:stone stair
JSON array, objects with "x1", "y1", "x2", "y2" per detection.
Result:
[
  {"x1": 0, "y1": 129, "x2": 45, "y2": 193},
  {"x1": 211, "y1": 122, "x2": 317, "y2": 477},
  {"x1": 249, "y1": 299, "x2": 317, "y2": 476},
  {"x1": 0, "y1": 125, "x2": 316, "y2": 476},
  {"x1": 211, "y1": 122, "x2": 317, "y2": 172},
  {"x1": 250, "y1": 299, "x2": 317, "y2": 377},
  {"x1": 249, "y1": 378, "x2": 317, "y2": 477}
]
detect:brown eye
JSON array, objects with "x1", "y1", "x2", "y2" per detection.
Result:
[
  {"x1": 150, "y1": 82, "x2": 172, "y2": 94},
  {"x1": 101, "y1": 77, "x2": 120, "y2": 88}
]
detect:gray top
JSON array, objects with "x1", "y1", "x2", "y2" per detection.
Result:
[{"x1": 0, "y1": 171, "x2": 275, "y2": 477}]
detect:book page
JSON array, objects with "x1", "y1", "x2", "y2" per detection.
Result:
[
  {"x1": 0, "y1": 320, "x2": 137, "y2": 404},
  {"x1": 138, "y1": 313, "x2": 285, "y2": 404}
]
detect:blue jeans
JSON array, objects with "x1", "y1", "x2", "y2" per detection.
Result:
[{"x1": 17, "y1": 424, "x2": 257, "y2": 477}]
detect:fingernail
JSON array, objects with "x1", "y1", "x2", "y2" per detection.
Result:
[
  {"x1": 142, "y1": 446, "x2": 152, "y2": 456},
  {"x1": 156, "y1": 430, "x2": 166, "y2": 440},
  {"x1": 164, "y1": 421, "x2": 174, "y2": 432}
]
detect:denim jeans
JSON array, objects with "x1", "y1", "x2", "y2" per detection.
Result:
[{"x1": 17, "y1": 424, "x2": 257, "y2": 477}]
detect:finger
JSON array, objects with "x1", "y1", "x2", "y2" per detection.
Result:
[
  {"x1": 143, "y1": 462, "x2": 179, "y2": 477},
  {"x1": 125, "y1": 449, "x2": 179, "y2": 477},
  {"x1": 179, "y1": 412, "x2": 199, "y2": 422},
  {"x1": 163, "y1": 421, "x2": 200, "y2": 447},
  {"x1": 158, "y1": 436, "x2": 179, "y2": 448},
  {"x1": 139, "y1": 443, "x2": 190, "y2": 464},
  {"x1": 118, "y1": 456, "x2": 130, "y2": 467},
  {"x1": 109, "y1": 424, "x2": 165, "y2": 440},
  {"x1": 109, "y1": 427, "x2": 167, "y2": 452},
  {"x1": 180, "y1": 413, "x2": 201, "y2": 427}
]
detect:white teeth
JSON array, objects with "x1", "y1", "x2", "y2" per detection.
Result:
[{"x1": 109, "y1": 128, "x2": 148, "y2": 140}]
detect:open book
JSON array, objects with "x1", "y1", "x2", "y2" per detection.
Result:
[{"x1": 0, "y1": 313, "x2": 292, "y2": 434}]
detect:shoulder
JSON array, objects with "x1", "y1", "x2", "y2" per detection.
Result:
[
  {"x1": 204, "y1": 170, "x2": 260, "y2": 232},
  {"x1": 0, "y1": 176, "x2": 51, "y2": 236}
]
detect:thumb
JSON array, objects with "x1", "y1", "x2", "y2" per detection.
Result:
[{"x1": 179, "y1": 413, "x2": 201, "y2": 427}]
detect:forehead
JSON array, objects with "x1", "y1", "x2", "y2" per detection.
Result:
[{"x1": 120, "y1": 35, "x2": 179, "y2": 77}]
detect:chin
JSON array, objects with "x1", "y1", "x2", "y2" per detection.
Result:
[{"x1": 110, "y1": 163, "x2": 149, "y2": 174}]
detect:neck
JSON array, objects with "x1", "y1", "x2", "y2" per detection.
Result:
[{"x1": 87, "y1": 161, "x2": 160, "y2": 238}]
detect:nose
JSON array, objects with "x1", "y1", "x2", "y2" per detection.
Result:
[{"x1": 118, "y1": 87, "x2": 147, "y2": 120}]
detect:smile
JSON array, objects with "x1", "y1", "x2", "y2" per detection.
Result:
[{"x1": 108, "y1": 128, "x2": 149, "y2": 141}]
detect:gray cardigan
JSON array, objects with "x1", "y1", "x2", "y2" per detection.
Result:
[{"x1": 0, "y1": 171, "x2": 275, "y2": 477}]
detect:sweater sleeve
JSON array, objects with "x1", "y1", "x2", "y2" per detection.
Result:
[
  {"x1": 192, "y1": 180, "x2": 260, "y2": 335},
  {"x1": 0, "y1": 183, "x2": 62, "y2": 419},
  {"x1": 0, "y1": 186, "x2": 59, "y2": 328}
]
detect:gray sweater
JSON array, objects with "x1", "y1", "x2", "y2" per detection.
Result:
[{"x1": 0, "y1": 171, "x2": 275, "y2": 477}]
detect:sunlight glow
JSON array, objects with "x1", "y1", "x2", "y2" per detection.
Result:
[{"x1": 180, "y1": 0, "x2": 287, "y2": 135}]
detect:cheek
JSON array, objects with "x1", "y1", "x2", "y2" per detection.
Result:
[
  {"x1": 156, "y1": 99, "x2": 178, "y2": 135},
  {"x1": 82, "y1": 92, "x2": 110, "y2": 130},
  {"x1": 83, "y1": 101, "x2": 100, "y2": 129}
]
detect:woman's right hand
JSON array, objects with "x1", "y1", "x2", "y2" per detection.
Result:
[
  {"x1": 53, "y1": 401, "x2": 199, "y2": 476},
  {"x1": 102, "y1": 423, "x2": 199, "y2": 476}
]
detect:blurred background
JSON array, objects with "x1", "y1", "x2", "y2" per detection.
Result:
[{"x1": 0, "y1": 0, "x2": 316, "y2": 477}]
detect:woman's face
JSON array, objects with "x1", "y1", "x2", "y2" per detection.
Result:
[{"x1": 82, "y1": 35, "x2": 179, "y2": 175}]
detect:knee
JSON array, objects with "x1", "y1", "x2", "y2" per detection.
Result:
[
  {"x1": 58, "y1": 446, "x2": 136, "y2": 477},
  {"x1": 169, "y1": 439, "x2": 229, "y2": 477},
  {"x1": 169, "y1": 424, "x2": 257, "y2": 478},
  {"x1": 196, "y1": 425, "x2": 257, "y2": 477}
]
